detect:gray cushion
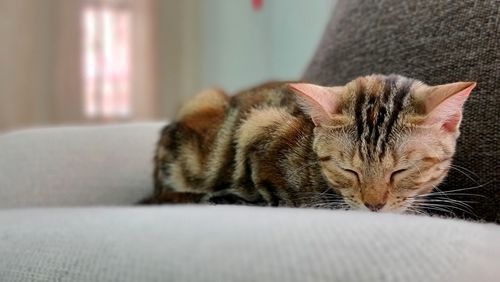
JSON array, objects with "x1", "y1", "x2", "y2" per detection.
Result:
[
  {"x1": 0, "y1": 123, "x2": 163, "y2": 208},
  {"x1": 0, "y1": 206, "x2": 499, "y2": 282},
  {"x1": 304, "y1": 0, "x2": 499, "y2": 222}
]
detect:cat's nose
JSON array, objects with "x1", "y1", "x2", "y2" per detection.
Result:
[{"x1": 364, "y1": 202, "x2": 385, "y2": 212}]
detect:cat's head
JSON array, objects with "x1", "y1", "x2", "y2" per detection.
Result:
[{"x1": 289, "y1": 74, "x2": 476, "y2": 213}]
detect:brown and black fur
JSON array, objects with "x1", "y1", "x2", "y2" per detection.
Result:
[
  {"x1": 143, "y1": 82, "x2": 332, "y2": 206},
  {"x1": 141, "y1": 74, "x2": 475, "y2": 214}
]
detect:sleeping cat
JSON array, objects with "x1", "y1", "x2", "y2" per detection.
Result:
[{"x1": 142, "y1": 74, "x2": 476, "y2": 213}]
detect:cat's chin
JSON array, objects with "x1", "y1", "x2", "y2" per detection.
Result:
[{"x1": 346, "y1": 204, "x2": 412, "y2": 214}]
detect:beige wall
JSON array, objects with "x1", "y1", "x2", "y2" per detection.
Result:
[
  {"x1": 0, "y1": 0, "x2": 333, "y2": 131},
  {"x1": 0, "y1": 0, "x2": 87, "y2": 132},
  {"x1": 0, "y1": 0, "x2": 58, "y2": 131},
  {"x1": 157, "y1": 0, "x2": 201, "y2": 119}
]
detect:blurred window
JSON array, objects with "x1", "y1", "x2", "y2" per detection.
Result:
[{"x1": 82, "y1": 3, "x2": 132, "y2": 119}]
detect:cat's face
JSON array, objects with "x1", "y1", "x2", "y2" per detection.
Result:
[
  {"x1": 290, "y1": 75, "x2": 475, "y2": 213},
  {"x1": 313, "y1": 124, "x2": 455, "y2": 213}
]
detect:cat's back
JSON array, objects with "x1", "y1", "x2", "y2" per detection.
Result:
[
  {"x1": 152, "y1": 81, "x2": 309, "y2": 196},
  {"x1": 230, "y1": 81, "x2": 303, "y2": 116},
  {"x1": 170, "y1": 81, "x2": 302, "y2": 147}
]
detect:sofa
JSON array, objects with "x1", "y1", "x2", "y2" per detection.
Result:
[
  {"x1": 1, "y1": 123, "x2": 499, "y2": 282},
  {"x1": 1, "y1": 0, "x2": 499, "y2": 281}
]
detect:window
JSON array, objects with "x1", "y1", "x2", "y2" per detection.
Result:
[{"x1": 82, "y1": 3, "x2": 132, "y2": 119}]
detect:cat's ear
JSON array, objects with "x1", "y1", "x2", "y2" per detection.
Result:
[
  {"x1": 417, "y1": 81, "x2": 476, "y2": 132},
  {"x1": 288, "y1": 83, "x2": 343, "y2": 126}
]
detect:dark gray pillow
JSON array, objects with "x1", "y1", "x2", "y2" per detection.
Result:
[{"x1": 304, "y1": 0, "x2": 499, "y2": 222}]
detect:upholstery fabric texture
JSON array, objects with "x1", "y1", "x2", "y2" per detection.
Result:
[
  {"x1": 304, "y1": 0, "x2": 499, "y2": 222},
  {"x1": 0, "y1": 206, "x2": 499, "y2": 282},
  {"x1": 0, "y1": 123, "x2": 164, "y2": 208},
  {"x1": 0, "y1": 124, "x2": 499, "y2": 282}
]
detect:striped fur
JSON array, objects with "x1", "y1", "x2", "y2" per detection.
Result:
[{"x1": 142, "y1": 75, "x2": 474, "y2": 213}]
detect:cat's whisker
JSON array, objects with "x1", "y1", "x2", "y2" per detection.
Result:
[
  {"x1": 295, "y1": 189, "x2": 343, "y2": 203},
  {"x1": 448, "y1": 165, "x2": 481, "y2": 184},
  {"x1": 412, "y1": 200, "x2": 478, "y2": 217},
  {"x1": 303, "y1": 195, "x2": 346, "y2": 204},
  {"x1": 297, "y1": 190, "x2": 339, "y2": 195},
  {"x1": 306, "y1": 198, "x2": 345, "y2": 203},
  {"x1": 411, "y1": 208, "x2": 428, "y2": 216},
  {"x1": 429, "y1": 185, "x2": 455, "y2": 202},
  {"x1": 409, "y1": 160, "x2": 423, "y2": 178},
  {"x1": 410, "y1": 188, "x2": 480, "y2": 216},
  {"x1": 444, "y1": 180, "x2": 492, "y2": 192},
  {"x1": 419, "y1": 192, "x2": 486, "y2": 198},
  {"x1": 412, "y1": 203, "x2": 456, "y2": 216},
  {"x1": 415, "y1": 197, "x2": 477, "y2": 204},
  {"x1": 312, "y1": 198, "x2": 345, "y2": 204},
  {"x1": 398, "y1": 200, "x2": 424, "y2": 215},
  {"x1": 416, "y1": 185, "x2": 477, "y2": 208},
  {"x1": 448, "y1": 164, "x2": 480, "y2": 178},
  {"x1": 314, "y1": 197, "x2": 343, "y2": 201},
  {"x1": 308, "y1": 200, "x2": 350, "y2": 210},
  {"x1": 405, "y1": 206, "x2": 427, "y2": 216},
  {"x1": 415, "y1": 195, "x2": 475, "y2": 202},
  {"x1": 416, "y1": 182, "x2": 490, "y2": 198},
  {"x1": 411, "y1": 199, "x2": 475, "y2": 214},
  {"x1": 317, "y1": 187, "x2": 340, "y2": 197},
  {"x1": 313, "y1": 203, "x2": 347, "y2": 209},
  {"x1": 290, "y1": 161, "x2": 320, "y2": 175},
  {"x1": 404, "y1": 144, "x2": 481, "y2": 216},
  {"x1": 295, "y1": 194, "x2": 343, "y2": 202},
  {"x1": 413, "y1": 181, "x2": 491, "y2": 207}
]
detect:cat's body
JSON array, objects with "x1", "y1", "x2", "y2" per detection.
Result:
[
  {"x1": 144, "y1": 74, "x2": 476, "y2": 213},
  {"x1": 149, "y1": 82, "x2": 329, "y2": 207}
]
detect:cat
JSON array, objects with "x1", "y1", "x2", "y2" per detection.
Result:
[{"x1": 141, "y1": 74, "x2": 476, "y2": 213}]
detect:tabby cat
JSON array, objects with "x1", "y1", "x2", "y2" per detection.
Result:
[{"x1": 142, "y1": 74, "x2": 476, "y2": 213}]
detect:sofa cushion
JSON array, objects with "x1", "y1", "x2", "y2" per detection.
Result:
[
  {"x1": 303, "y1": 0, "x2": 499, "y2": 222},
  {"x1": 0, "y1": 206, "x2": 499, "y2": 282},
  {"x1": 0, "y1": 123, "x2": 164, "y2": 208}
]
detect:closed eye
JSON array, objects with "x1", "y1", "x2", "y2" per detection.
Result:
[
  {"x1": 342, "y1": 168, "x2": 360, "y2": 182},
  {"x1": 390, "y1": 168, "x2": 409, "y2": 183}
]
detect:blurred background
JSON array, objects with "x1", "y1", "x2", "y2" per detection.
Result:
[{"x1": 0, "y1": 0, "x2": 335, "y2": 132}]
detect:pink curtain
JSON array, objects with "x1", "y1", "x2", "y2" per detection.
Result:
[{"x1": 0, "y1": 0, "x2": 160, "y2": 132}]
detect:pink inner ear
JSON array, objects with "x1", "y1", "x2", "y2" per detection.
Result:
[
  {"x1": 288, "y1": 83, "x2": 339, "y2": 115},
  {"x1": 423, "y1": 83, "x2": 476, "y2": 131}
]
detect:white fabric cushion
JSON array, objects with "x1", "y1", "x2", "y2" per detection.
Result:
[
  {"x1": 0, "y1": 206, "x2": 499, "y2": 282},
  {"x1": 1, "y1": 124, "x2": 499, "y2": 281},
  {"x1": 0, "y1": 123, "x2": 164, "y2": 208}
]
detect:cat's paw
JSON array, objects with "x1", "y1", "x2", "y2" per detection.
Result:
[{"x1": 204, "y1": 193, "x2": 248, "y2": 205}]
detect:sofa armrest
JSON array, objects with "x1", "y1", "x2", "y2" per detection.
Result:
[{"x1": 0, "y1": 122, "x2": 164, "y2": 208}]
